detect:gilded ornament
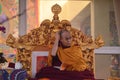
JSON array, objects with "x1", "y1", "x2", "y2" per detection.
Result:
[{"x1": 51, "y1": 4, "x2": 61, "y2": 15}]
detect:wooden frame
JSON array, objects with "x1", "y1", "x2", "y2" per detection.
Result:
[{"x1": 31, "y1": 51, "x2": 49, "y2": 78}]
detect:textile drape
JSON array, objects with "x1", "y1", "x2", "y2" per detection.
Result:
[{"x1": 113, "y1": 0, "x2": 120, "y2": 45}]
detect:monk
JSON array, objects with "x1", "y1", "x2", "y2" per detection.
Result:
[{"x1": 35, "y1": 29, "x2": 95, "y2": 80}]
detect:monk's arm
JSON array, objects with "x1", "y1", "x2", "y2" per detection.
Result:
[{"x1": 51, "y1": 32, "x2": 60, "y2": 56}]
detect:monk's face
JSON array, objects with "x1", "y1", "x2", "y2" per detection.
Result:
[{"x1": 60, "y1": 31, "x2": 72, "y2": 47}]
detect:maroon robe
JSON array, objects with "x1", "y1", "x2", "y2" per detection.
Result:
[{"x1": 35, "y1": 55, "x2": 95, "y2": 80}]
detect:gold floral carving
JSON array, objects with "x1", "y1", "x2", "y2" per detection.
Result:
[{"x1": 6, "y1": 4, "x2": 104, "y2": 76}]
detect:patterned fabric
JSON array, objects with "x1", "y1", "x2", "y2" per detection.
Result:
[
  {"x1": 0, "y1": 69, "x2": 9, "y2": 80},
  {"x1": 9, "y1": 69, "x2": 27, "y2": 80}
]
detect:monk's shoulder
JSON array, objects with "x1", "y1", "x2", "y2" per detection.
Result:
[{"x1": 72, "y1": 46, "x2": 82, "y2": 50}]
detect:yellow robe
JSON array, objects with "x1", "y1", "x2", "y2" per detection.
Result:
[{"x1": 48, "y1": 46, "x2": 87, "y2": 71}]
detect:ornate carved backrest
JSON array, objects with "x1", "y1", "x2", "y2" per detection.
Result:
[{"x1": 6, "y1": 4, "x2": 104, "y2": 76}]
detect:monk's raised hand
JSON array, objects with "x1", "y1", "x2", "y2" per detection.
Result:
[{"x1": 55, "y1": 31, "x2": 60, "y2": 42}]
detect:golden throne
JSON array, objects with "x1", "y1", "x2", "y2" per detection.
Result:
[{"x1": 6, "y1": 4, "x2": 104, "y2": 77}]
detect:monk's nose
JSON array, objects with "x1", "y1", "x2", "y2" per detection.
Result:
[{"x1": 67, "y1": 39, "x2": 71, "y2": 43}]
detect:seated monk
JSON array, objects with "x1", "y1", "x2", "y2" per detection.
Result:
[{"x1": 35, "y1": 29, "x2": 95, "y2": 80}]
